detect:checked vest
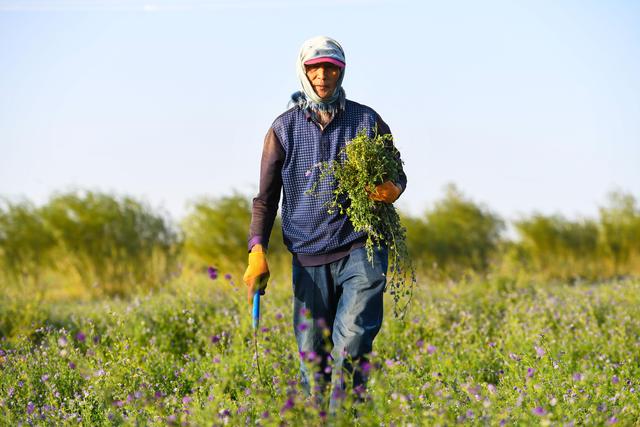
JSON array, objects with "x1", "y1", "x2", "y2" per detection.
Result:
[{"x1": 272, "y1": 99, "x2": 379, "y2": 255}]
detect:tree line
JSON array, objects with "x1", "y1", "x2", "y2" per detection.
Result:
[{"x1": 1, "y1": 186, "x2": 638, "y2": 299}]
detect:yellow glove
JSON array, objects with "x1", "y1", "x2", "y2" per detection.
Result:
[
  {"x1": 242, "y1": 244, "x2": 270, "y2": 305},
  {"x1": 368, "y1": 181, "x2": 402, "y2": 203}
]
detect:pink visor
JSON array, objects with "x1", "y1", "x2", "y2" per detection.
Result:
[{"x1": 304, "y1": 57, "x2": 345, "y2": 68}]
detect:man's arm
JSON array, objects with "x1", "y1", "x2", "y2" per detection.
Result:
[
  {"x1": 248, "y1": 127, "x2": 285, "y2": 251},
  {"x1": 376, "y1": 114, "x2": 407, "y2": 195}
]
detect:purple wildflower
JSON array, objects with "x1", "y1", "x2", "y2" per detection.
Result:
[
  {"x1": 535, "y1": 346, "x2": 545, "y2": 357},
  {"x1": 332, "y1": 387, "x2": 346, "y2": 400},
  {"x1": 573, "y1": 373, "x2": 583, "y2": 381},
  {"x1": 26, "y1": 402, "x2": 35, "y2": 415},
  {"x1": 416, "y1": 339, "x2": 424, "y2": 349},
  {"x1": 427, "y1": 344, "x2": 437, "y2": 354},
  {"x1": 75, "y1": 332, "x2": 86, "y2": 342},
  {"x1": 261, "y1": 411, "x2": 269, "y2": 419},
  {"x1": 208, "y1": 266, "x2": 218, "y2": 280},
  {"x1": 467, "y1": 385, "x2": 481, "y2": 400},
  {"x1": 509, "y1": 352, "x2": 521, "y2": 361},
  {"x1": 182, "y1": 396, "x2": 192, "y2": 405},
  {"x1": 488, "y1": 341, "x2": 496, "y2": 348},
  {"x1": 607, "y1": 416, "x2": 618, "y2": 424},
  {"x1": 466, "y1": 410, "x2": 474, "y2": 418},
  {"x1": 224, "y1": 273, "x2": 232, "y2": 280},
  {"x1": 58, "y1": 336, "x2": 68, "y2": 347},
  {"x1": 113, "y1": 400, "x2": 124, "y2": 408},
  {"x1": 41, "y1": 374, "x2": 49, "y2": 382},
  {"x1": 281, "y1": 397, "x2": 295, "y2": 413},
  {"x1": 532, "y1": 406, "x2": 547, "y2": 416},
  {"x1": 275, "y1": 312, "x2": 283, "y2": 320},
  {"x1": 261, "y1": 327, "x2": 270, "y2": 333},
  {"x1": 0, "y1": 349, "x2": 5, "y2": 357},
  {"x1": 527, "y1": 368, "x2": 535, "y2": 378},
  {"x1": 612, "y1": 375, "x2": 619, "y2": 384},
  {"x1": 298, "y1": 323, "x2": 308, "y2": 332},
  {"x1": 210, "y1": 335, "x2": 220, "y2": 344},
  {"x1": 93, "y1": 335, "x2": 100, "y2": 344},
  {"x1": 361, "y1": 361, "x2": 372, "y2": 374}
]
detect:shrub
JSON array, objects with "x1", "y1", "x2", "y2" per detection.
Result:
[
  {"x1": 39, "y1": 191, "x2": 181, "y2": 296},
  {"x1": 513, "y1": 214, "x2": 600, "y2": 280},
  {"x1": 0, "y1": 199, "x2": 57, "y2": 287},
  {"x1": 406, "y1": 184, "x2": 504, "y2": 279},
  {"x1": 181, "y1": 194, "x2": 288, "y2": 276},
  {"x1": 598, "y1": 191, "x2": 640, "y2": 276}
]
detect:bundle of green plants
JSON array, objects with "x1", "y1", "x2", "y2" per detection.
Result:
[{"x1": 306, "y1": 129, "x2": 415, "y2": 318}]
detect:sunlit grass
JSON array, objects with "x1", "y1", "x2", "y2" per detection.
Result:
[{"x1": 1, "y1": 273, "x2": 639, "y2": 425}]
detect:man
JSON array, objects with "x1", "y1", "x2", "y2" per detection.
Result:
[{"x1": 243, "y1": 36, "x2": 407, "y2": 412}]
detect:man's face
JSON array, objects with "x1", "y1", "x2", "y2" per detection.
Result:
[{"x1": 304, "y1": 62, "x2": 341, "y2": 100}]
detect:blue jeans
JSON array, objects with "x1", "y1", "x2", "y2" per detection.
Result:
[{"x1": 292, "y1": 246, "x2": 388, "y2": 412}]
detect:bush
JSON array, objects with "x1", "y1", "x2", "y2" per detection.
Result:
[
  {"x1": 40, "y1": 191, "x2": 182, "y2": 296},
  {"x1": 0, "y1": 199, "x2": 57, "y2": 287},
  {"x1": 0, "y1": 191, "x2": 181, "y2": 298},
  {"x1": 513, "y1": 215, "x2": 600, "y2": 280},
  {"x1": 511, "y1": 191, "x2": 640, "y2": 280},
  {"x1": 405, "y1": 184, "x2": 504, "y2": 279},
  {"x1": 181, "y1": 194, "x2": 289, "y2": 276},
  {"x1": 598, "y1": 191, "x2": 640, "y2": 276}
]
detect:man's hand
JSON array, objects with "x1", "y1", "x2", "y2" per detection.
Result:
[
  {"x1": 367, "y1": 181, "x2": 402, "y2": 204},
  {"x1": 242, "y1": 244, "x2": 270, "y2": 304}
]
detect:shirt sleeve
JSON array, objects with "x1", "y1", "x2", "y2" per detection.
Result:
[
  {"x1": 248, "y1": 127, "x2": 285, "y2": 251},
  {"x1": 376, "y1": 114, "x2": 408, "y2": 195}
]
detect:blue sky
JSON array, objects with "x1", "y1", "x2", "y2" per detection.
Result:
[{"x1": 1, "y1": 0, "x2": 639, "y2": 223}]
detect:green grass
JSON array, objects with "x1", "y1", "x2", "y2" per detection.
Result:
[{"x1": 1, "y1": 274, "x2": 639, "y2": 426}]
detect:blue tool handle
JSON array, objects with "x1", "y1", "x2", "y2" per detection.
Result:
[{"x1": 252, "y1": 292, "x2": 260, "y2": 329}]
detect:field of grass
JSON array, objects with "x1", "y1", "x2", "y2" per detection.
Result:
[{"x1": 1, "y1": 273, "x2": 639, "y2": 426}]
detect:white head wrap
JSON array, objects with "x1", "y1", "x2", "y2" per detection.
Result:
[{"x1": 296, "y1": 36, "x2": 346, "y2": 105}]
